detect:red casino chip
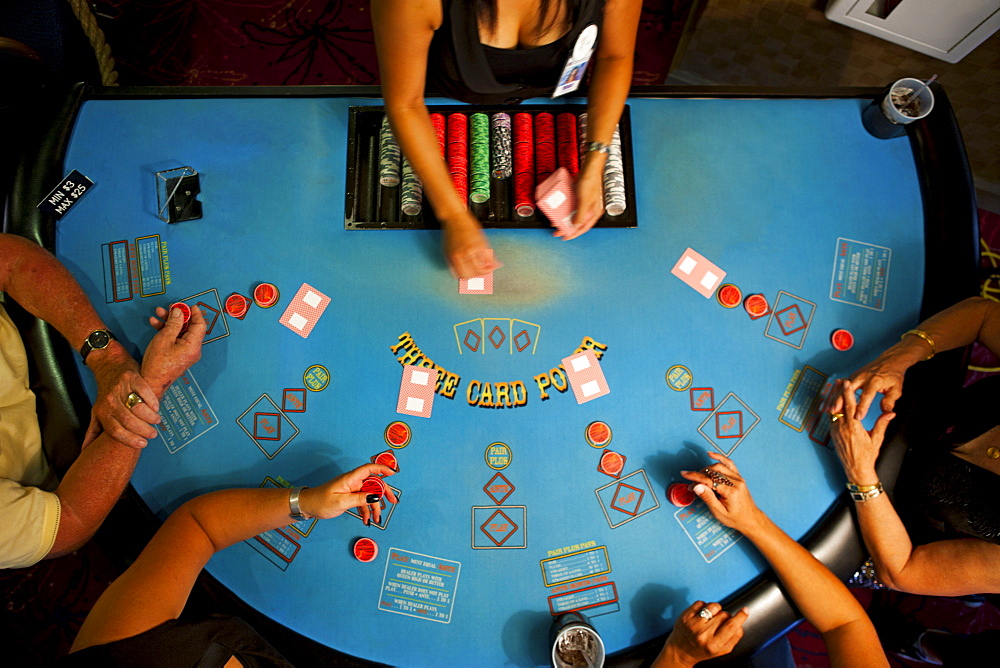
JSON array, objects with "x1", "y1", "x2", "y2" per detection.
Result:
[
  {"x1": 225, "y1": 293, "x2": 251, "y2": 319},
  {"x1": 384, "y1": 421, "x2": 411, "y2": 449},
  {"x1": 831, "y1": 329, "x2": 855, "y2": 351},
  {"x1": 743, "y1": 293, "x2": 769, "y2": 318},
  {"x1": 667, "y1": 483, "x2": 696, "y2": 508},
  {"x1": 371, "y1": 450, "x2": 399, "y2": 472},
  {"x1": 429, "y1": 113, "x2": 446, "y2": 156},
  {"x1": 716, "y1": 284, "x2": 742, "y2": 309},
  {"x1": 598, "y1": 450, "x2": 625, "y2": 478},
  {"x1": 253, "y1": 283, "x2": 279, "y2": 308},
  {"x1": 585, "y1": 421, "x2": 612, "y2": 448},
  {"x1": 361, "y1": 476, "x2": 386, "y2": 496},
  {"x1": 353, "y1": 537, "x2": 378, "y2": 563},
  {"x1": 170, "y1": 302, "x2": 191, "y2": 330}
]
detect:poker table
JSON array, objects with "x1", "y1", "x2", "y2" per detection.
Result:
[{"x1": 9, "y1": 84, "x2": 979, "y2": 666}]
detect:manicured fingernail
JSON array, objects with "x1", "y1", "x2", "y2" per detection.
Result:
[
  {"x1": 680, "y1": 470, "x2": 690, "y2": 474},
  {"x1": 693, "y1": 484, "x2": 707, "y2": 494},
  {"x1": 366, "y1": 494, "x2": 382, "y2": 504}
]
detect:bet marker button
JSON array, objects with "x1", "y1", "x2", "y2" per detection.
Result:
[{"x1": 586, "y1": 421, "x2": 612, "y2": 448}]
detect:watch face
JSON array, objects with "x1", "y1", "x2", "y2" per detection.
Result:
[{"x1": 88, "y1": 330, "x2": 111, "y2": 349}]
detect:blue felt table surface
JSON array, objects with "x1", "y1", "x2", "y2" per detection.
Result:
[{"x1": 55, "y1": 94, "x2": 922, "y2": 666}]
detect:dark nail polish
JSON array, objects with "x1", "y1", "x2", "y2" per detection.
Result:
[{"x1": 366, "y1": 494, "x2": 382, "y2": 504}]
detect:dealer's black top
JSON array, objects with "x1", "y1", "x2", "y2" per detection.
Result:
[{"x1": 426, "y1": 0, "x2": 604, "y2": 104}]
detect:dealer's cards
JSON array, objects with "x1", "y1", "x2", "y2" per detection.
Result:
[
  {"x1": 459, "y1": 250, "x2": 495, "y2": 295},
  {"x1": 279, "y1": 283, "x2": 330, "y2": 338},
  {"x1": 671, "y1": 248, "x2": 726, "y2": 299}
]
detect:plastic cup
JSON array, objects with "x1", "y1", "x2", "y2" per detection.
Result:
[
  {"x1": 550, "y1": 611, "x2": 605, "y2": 668},
  {"x1": 862, "y1": 77, "x2": 935, "y2": 139}
]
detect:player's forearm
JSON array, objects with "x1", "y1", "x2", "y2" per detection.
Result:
[
  {"x1": 0, "y1": 234, "x2": 110, "y2": 351},
  {"x1": 49, "y1": 433, "x2": 142, "y2": 556},
  {"x1": 179, "y1": 487, "x2": 305, "y2": 552},
  {"x1": 741, "y1": 513, "x2": 868, "y2": 633},
  {"x1": 911, "y1": 296, "x2": 1000, "y2": 357},
  {"x1": 852, "y1": 493, "x2": 917, "y2": 592}
]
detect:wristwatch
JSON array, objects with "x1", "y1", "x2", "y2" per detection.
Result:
[
  {"x1": 80, "y1": 329, "x2": 117, "y2": 364},
  {"x1": 585, "y1": 141, "x2": 611, "y2": 154},
  {"x1": 289, "y1": 486, "x2": 311, "y2": 521}
]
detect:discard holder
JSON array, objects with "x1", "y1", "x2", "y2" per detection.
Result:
[
  {"x1": 550, "y1": 611, "x2": 606, "y2": 668},
  {"x1": 155, "y1": 166, "x2": 202, "y2": 223}
]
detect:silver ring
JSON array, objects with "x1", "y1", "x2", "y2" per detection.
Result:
[
  {"x1": 126, "y1": 392, "x2": 144, "y2": 409},
  {"x1": 698, "y1": 607, "x2": 714, "y2": 620},
  {"x1": 712, "y1": 481, "x2": 719, "y2": 490}
]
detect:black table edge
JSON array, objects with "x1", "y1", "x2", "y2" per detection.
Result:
[{"x1": 5, "y1": 82, "x2": 980, "y2": 666}]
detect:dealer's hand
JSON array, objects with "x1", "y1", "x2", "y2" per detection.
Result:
[
  {"x1": 442, "y1": 212, "x2": 503, "y2": 279},
  {"x1": 561, "y1": 156, "x2": 605, "y2": 240},
  {"x1": 652, "y1": 600, "x2": 749, "y2": 667},
  {"x1": 829, "y1": 379, "x2": 895, "y2": 485}
]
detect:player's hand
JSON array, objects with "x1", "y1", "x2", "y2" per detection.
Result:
[
  {"x1": 681, "y1": 453, "x2": 765, "y2": 535},
  {"x1": 560, "y1": 160, "x2": 604, "y2": 240},
  {"x1": 86, "y1": 344, "x2": 161, "y2": 449},
  {"x1": 442, "y1": 213, "x2": 502, "y2": 279},
  {"x1": 829, "y1": 379, "x2": 895, "y2": 485},
  {"x1": 826, "y1": 342, "x2": 917, "y2": 420},
  {"x1": 653, "y1": 601, "x2": 749, "y2": 667},
  {"x1": 142, "y1": 305, "x2": 206, "y2": 396},
  {"x1": 299, "y1": 463, "x2": 399, "y2": 524}
]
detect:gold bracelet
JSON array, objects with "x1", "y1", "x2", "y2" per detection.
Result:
[
  {"x1": 900, "y1": 329, "x2": 935, "y2": 360},
  {"x1": 846, "y1": 481, "x2": 883, "y2": 502},
  {"x1": 845, "y1": 482, "x2": 880, "y2": 493}
]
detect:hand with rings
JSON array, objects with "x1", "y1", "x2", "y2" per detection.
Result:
[
  {"x1": 680, "y1": 452, "x2": 764, "y2": 534},
  {"x1": 654, "y1": 600, "x2": 749, "y2": 667},
  {"x1": 828, "y1": 379, "x2": 895, "y2": 486}
]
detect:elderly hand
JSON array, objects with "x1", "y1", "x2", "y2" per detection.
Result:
[
  {"x1": 443, "y1": 213, "x2": 502, "y2": 279},
  {"x1": 142, "y1": 305, "x2": 206, "y2": 397},
  {"x1": 86, "y1": 347, "x2": 161, "y2": 449},
  {"x1": 560, "y1": 160, "x2": 604, "y2": 240},
  {"x1": 681, "y1": 452, "x2": 765, "y2": 535},
  {"x1": 654, "y1": 600, "x2": 749, "y2": 667},
  {"x1": 826, "y1": 341, "x2": 919, "y2": 419},
  {"x1": 828, "y1": 379, "x2": 895, "y2": 484},
  {"x1": 299, "y1": 463, "x2": 399, "y2": 525}
]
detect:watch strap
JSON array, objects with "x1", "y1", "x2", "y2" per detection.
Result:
[{"x1": 80, "y1": 329, "x2": 117, "y2": 363}]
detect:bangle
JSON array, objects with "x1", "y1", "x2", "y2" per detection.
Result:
[
  {"x1": 900, "y1": 329, "x2": 935, "y2": 360},
  {"x1": 585, "y1": 141, "x2": 610, "y2": 154},
  {"x1": 846, "y1": 480, "x2": 883, "y2": 502},
  {"x1": 289, "y1": 486, "x2": 311, "y2": 521}
]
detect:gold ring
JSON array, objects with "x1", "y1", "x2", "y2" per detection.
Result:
[
  {"x1": 126, "y1": 392, "x2": 145, "y2": 409},
  {"x1": 830, "y1": 412, "x2": 845, "y2": 422}
]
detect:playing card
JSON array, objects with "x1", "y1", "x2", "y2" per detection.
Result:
[
  {"x1": 459, "y1": 249, "x2": 494, "y2": 294},
  {"x1": 561, "y1": 349, "x2": 610, "y2": 404},
  {"x1": 396, "y1": 365, "x2": 439, "y2": 418},
  {"x1": 279, "y1": 283, "x2": 330, "y2": 338},
  {"x1": 535, "y1": 166, "x2": 576, "y2": 234},
  {"x1": 670, "y1": 248, "x2": 726, "y2": 298}
]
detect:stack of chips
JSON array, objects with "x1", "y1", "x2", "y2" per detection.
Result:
[
  {"x1": 490, "y1": 113, "x2": 512, "y2": 179},
  {"x1": 577, "y1": 113, "x2": 589, "y2": 166},
  {"x1": 470, "y1": 112, "x2": 490, "y2": 204},
  {"x1": 513, "y1": 112, "x2": 535, "y2": 217},
  {"x1": 534, "y1": 112, "x2": 556, "y2": 184},
  {"x1": 378, "y1": 117, "x2": 401, "y2": 187},
  {"x1": 430, "y1": 113, "x2": 446, "y2": 157},
  {"x1": 603, "y1": 126, "x2": 626, "y2": 216},
  {"x1": 401, "y1": 157, "x2": 423, "y2": 216},
  {"x1": 447, "y1": 113, "x2": 469, "y2": 204},
  {"x1": 556, "y1": 112, "x2": 579, "y2": 177}
]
